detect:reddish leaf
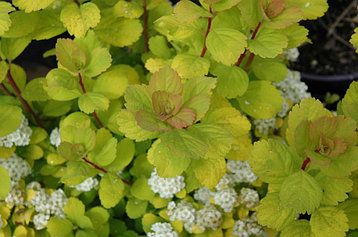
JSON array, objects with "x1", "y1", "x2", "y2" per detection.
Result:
[{"x1": 167, "y1": 107, "x2": 196, "y2": 129}]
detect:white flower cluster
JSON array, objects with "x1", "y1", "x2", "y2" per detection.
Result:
[
  {"x1": 0, "y1": 153, "x2": 31, "y2": 186},
  {"x1": 213, "y1": 188, "x2": 238, "y2": 212},
  {"x1": 167, "y1": 200, "x2": 196, "y2": 232},
  {"x1": 278, "y1": 99, "x2": 290, "y2": 118},
  {"x1": 196, "y1": 205, "x2": 222, "y2": 231},
  {"x1": 238, "y1": 188, "x2": 259, "y2": 209},
  {"x1": 215, "y1": 173, "x2": 234, "y2": 191},
  {"x1": 282, "y1": 48, "x2": 299, "y2": 62},
  {"x1": 5, "y1": 185, "x2": 24, "y2": 206},
  {"x1": 26, "y1": 182, "x2": 68, "y2": 230},
  {"x1": 49, "y1": 127, "x2": 61, "y2": 147},
  {"x1": 148, "y1": 169, "x2": 185, "y2": 199},
  {"x1": 0, "y1": 115, "x2": 32, "y2": 148},
  {"x1": 226, "y1": 160, "x2": 257, "y2": 184},
  {"x1": 69, "y1": 177, "x2": 99, "y2": 192},
  {"x1": 253, "y1": 118, "x2": 276, "y2": 136},
  {"x1": 273, "y1": 70, "x2": 310, "y2": 104},
  {"x1": 232, "y1": 213, "x2": 263, "y2": 237},
  {"x1": 193, "y1": 187, "x2": 213, "y2": 205},
  {"x1": 147, "y1": 222, "x2": 178, "y2": 237}
]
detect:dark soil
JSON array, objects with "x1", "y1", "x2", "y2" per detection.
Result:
[{"x1": 291, "y1": 0, "x2": 358, "y2": 75}]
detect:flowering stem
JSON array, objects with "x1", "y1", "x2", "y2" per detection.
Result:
[
  {"x1": 200, "y1": 6, "x2": 213, "y2": 58},
  {"x1": 78, "y1": 73, "x2": 104, "y2": 128},
  {"x1": 6, "y1": 68, "x2": 46, "y2": 131},
  {"x1": 82, "y1": 157, "x2": 132, "y2": 186},
  {"x1": 235, "y1": 21, "x2": 262, "y2": 67},
  {"x1": 0, "y1": 83, "x2": 13, "y2": 96},
  {"x1": 301, "y1": 158, "x2": 311, "y2": 171},
  {"x1": 143, "y1": 0, "x2": 149, "y2": 53}
]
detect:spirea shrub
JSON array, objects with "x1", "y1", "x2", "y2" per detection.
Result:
[{"x1": 0, "y1": 0, "x2": 357, "y2": 236}]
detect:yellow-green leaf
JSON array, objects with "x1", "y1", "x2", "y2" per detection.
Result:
[
  {"x1": 13, "y1": 0, "x2": 55, "y2": 13},
  {"x1": 0, "y1": 105, "x2": 22, "y2": 137},
  {"x1": 351, "y1": 28, "x2": 358, "y2": 53},
  {"x1": 99, "y1": 173, "x2": 126, "y2": 208},
  {"x1": 191, "y1": 158, "x2": 226, "y2": 188},
  {"x1": 78, "y1": 92, "x2": 109, "y2": 114},
  {"x1": 280, "y1": 220, "x2": 313, "y2": 237},
  {"x1": 174, "y1": 0, "x2": 212, "y2": 23},
  {"x1": 171, "y1": 53, "x2": 210, "y2": 78},
  {"x1": 0, "y1": 165, "x2": 11, "y2": 199},
  {"x1": 47, "y1": 217, "x2": 74, "y2": 237},
  {"x1": 310, "y1": 207, "x2": 348, "y2": 237},
  {"x1": 114, "y1": 0, "x2": 143, "y2": 19},
  {"x1": 286, "y1": 0, "x2": 328, "y2": 20},
  {"x1": 0, "y1": 2, "x2": 15, "y2": 35}
]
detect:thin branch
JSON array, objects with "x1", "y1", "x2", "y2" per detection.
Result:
[
  {"x1": 82, "y1": 157, "x2": 132, "y2": 186},
  {"x1": 6, "y1": 69, "x2": 46, "y2": 130},
  {"x1": 236, "y1": 21, "x2": 262, "y2": 67},
  {"x1": 200, "y1": 6, "x2": 214, "y2": 58},
  {"x1": 301, "y1": 158, "x2": 311, "y2": 171},
  {"x1": 73, "y1": 0, "x2": 80, "y2": 5},
  {"x1": 245, "y1": 53, "x2": 255, "y2": 71},
  {"x1": 327, "y1": 0, "x2": 357, "y2": 36},
  {"x1": 0, "y1": 83, "x2": 13, "y2": 96},
  {"x1": 319, "y1": 19, "x2": 356, "y2": 50},
  {"x1": 78, "y1": 73, "x2": 104, "y2": 128},
  {"x1": 143, "y1": 0, "x2": 149, "y2": 53}
]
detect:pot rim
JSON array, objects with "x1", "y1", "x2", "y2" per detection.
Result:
[{"x1": 300, "y1": 72, "x2": 358, "y2": 82}]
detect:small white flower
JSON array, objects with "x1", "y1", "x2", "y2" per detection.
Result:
[
  {"x1": 33, "y1": 213, "x2": 50, "y2": 230},
  {"x1": 69, "y1": 177, "x2": 98, "y2": 192},
  {"x1": 232, "y1": 213, "x2": 263, "y2": 237},
  {"x1": 215, "y1": 173, "x2": 234, "y2": 191},
  {"x1": 0, "y1": 153, "x2": 31, "y2": 186},
  {"x1": 0, "y1": 115, "x2": 32, "y2": 148},
  {"x1": 193, "y1": 187, "x2": 213, "y2": 205},
  {"x1": 167, "y1": 200, "x2": 196, "y2": 232},
  {"x1": 5, "y1": 185, "x2": 24, "y2": 206},
  {"x1": 282, "y1": 48, "x2": 300, "y2": 62},
  {"x1": 196, "y1": 205, "x2": 222, "y2": 231},
  {"x1": 147, "y1": 222, "x2": 178, "y2": 237},
  {"x1": 213, "y1": 188, "x2": 238, "y2": 213},
  {"x1": 50, "y1": 127, "x2": 61, "y2": 147},
  {"x1": 253, "y1": 118, "x2": 276, "y2": 136},
  {"x1": 238, "y1": 188, "x2": 259, "y2": 209},
  {"x1": 148, "y1": 169, "x2": 185, "y2": 199},
  {"x1": 227, "y1": 160, "x2": 257, "y2": 184}
]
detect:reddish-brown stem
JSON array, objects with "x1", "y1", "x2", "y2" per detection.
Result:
[
  {"x1": 6, "y1": 70, "x2": 46, "y2": 130},
  {"x1": 78, "y1": 73, "x2": 104, "y2": 128},
  {"x1": 245, "y1": 53, "x2": 255, "y2": 71},
  {"x1": 235, "y1": 21, "x2": 262, "y2": 67},
  {"x1": 73, "y1": 0, "x2": 80, "y2": 5},
  {"x1": 0, "y1": 83, "x2": 13, "y2": 96},
  {"x1": 301, "y1": 158, "x2": 311, "y2": 171},
  {"x1": 82, "y1": 157, "x2": 132, "y2": 186},
  {"x1": 143, "y1": 0, "x2": 149, "y2": 53},
  {"x1": 200, "y1": 6, "x2": 213, "y2": 58}
]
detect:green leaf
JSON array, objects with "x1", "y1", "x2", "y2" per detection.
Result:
[
  {"x1": 0, "y1": 165, "x2": 11, "y2": 199},
  {"x1": 142, "y1": 214, "x2": 163, "y2": 233},
  {"x1": 60, "y1": 2, "x2": 101, "y2": 38},
  {"x1": 286, "y1": 97, "x2": 331, "y2": 146},
  {"x1": 135, "y1": 110, "x2": 173, "y2": 132},
  {"x1": 64, "y1": 197, "x2": 93, "y2": 229},
  {"x1": 56, "y1": 38, "x2": 87, "y2": 73},
  {"x1": 105, "y1": 138, "x2": 135, "y2": 171},
  {"x1": 61, "y1": 112, "x2": 92, "y2": 129},
  {"x1": 211, "y1": 7, "x2": 248, "y2": 32},
  {"x1": 7, "y1": 64, "x2": 26, "y2": 93},
  {"x1": 237, "y1": 81, "x2": 283, "y2": 119},
  {"x1": 280, "y1": 171, "x2": 323, "y2": 214},
  {"x1": 58, "y1": 142, "x2": 85, "y2": 161},
  {"x1": 182, "y1": 95, "x2": 210, "y2": 122},
  {"x1": 2, "y1": 11, "x2": 39, "y2": 38},
  {"x1": 147, "y1": 139, "x2": 191, "y2": 177},
  {"x1": 252, "y1": 58, "x2": 288, "y2": 82},
  {"x1": 60, "y1": 126, "x2": 96, "y2": 151},
  {"x1": 237, "y1": 0, "x2": 261, "y2": 29},
  {"x1": 47, "y1": 217, "x2": 74, "y2": 237},
  {"x1": 342, "y1": 81, "x2": 358, "y2": 120},
  {"x1": 0, "y1": 37, "x2": 31, "y2": 62},
  {"x1": 114, "y1": 0, "x2": 143, "y2": 19},
  {"x1": 87, "y1": 128, "x2": 117, "y2": 167},
  {"x1": 29, "y1": 127, "x2": 48, "y2": 144},
  {"x1": 171, "y1": 53, "x2": 210, "y2": 78},
  {"x1": 201, "y1": 0, "x2": 243, "y2": 12},
  {"x1": 83, "y1": 47, "x2": 112, "y2": 77},
  {"x1": 280, "y1": 23, "x2": 309, "y2": 49},
  {"x1": 191, "y1": 158, "x2": 226, "y2": 188},
  {"x1": 210, "y1": 63, "x2": 249, "y2": 98},
  {"x1": 86, "y1": 206, "x2": 109, "y2": 230},
  {"x1": 45, "y1": 69, "x2": 82, "y2": 101},
  {"x1": 78, "y1": 92, "x2": 109, "y2": 114},
  {"x1": 13, "y1": 0, "x2": 55, "y2": 13},
  {"x1": 174, "y1": 0, "x2": 212, "y2": 23},
  {"x1": 0, "y1": 105, "x2": 22, "y2": 137},
  {"x1": 95, "y1": 17, "x2": 142, "y2": 47},
  {"x1": 160, "y1": 128, "x2": 208, "y2": 159},
  {"x1": 0, "y1": 2, "x2": 15, "y2": 35},
  {"x1": 250, "y1": 139, "x2": 301, "y2": 183},
  {"x1": 126, "y1": 198, "x2": 148, "y2": 219},
  {"x1": 181, "y1": 76, "x2": 215, "y2": 100},
  {"x1": 314, "y1": 173, "x2": 352, "y2": 206},
  {"x1": 0, "y1": 61, "x2": 8, "y2": 84},
  {"x1": 149, "y1": 35, "x2": 171, "y2": 59},
  {"x1": 338, "y1": 198, "x2": 358, "y2": 230},
  {"x1": 247, "y1": 28, "x2": 288, "y2": 58},
  {"x1": 189, "y1": 124, "x2": 232, "y2": 159},
  {"x1": 130, "y1": 153, "x2": 154, "y2": 178},
  {"x1": 310, "y1": 207, "x2": 348, "y2": 237},
  {"x1": 61, "y1": 161, "x2": 98, "y2": 186},
  {"x1": 206, "y1": 28, "x2": 247, "y2": 65},
  {"x1": 20, "y1": 144, "x2": 43, "y2": 160},
  {"x1": 148, "y1": 67, "x2": 183, "y2": 95},
  {"x1": 131, "y1": 176, "x2": 155, "y2": 201},
  {"x1": 264, "y1": 7, "x2": 303, "y2": 30},
  {"x1": 286, "y1": 0, "x2": 328, "y2": 20},
  {"x1": 22, "y1": 77, "x2": 49, "y2": 101},
  {"x1": 351, "y1": 28, "x2": 358, "y2": 53},
  {"x1": 280, "y1": 220, "x2": 313, "y2": 237},
  {"x1": 124, "y1": 85, "x2": 152, "y2": 113},
  {"x1": 31, "y1": 10, "x2": 67, "y2": 40},
  {"x1": 257, "y1": 192, "x2": 297, "y2": 231},
  {"x1": 117, "y1": 110, "x2": 160, "y2": 142},
  {"x1": 99, "y1": 173, "x2": 126, "y2": 208}
]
